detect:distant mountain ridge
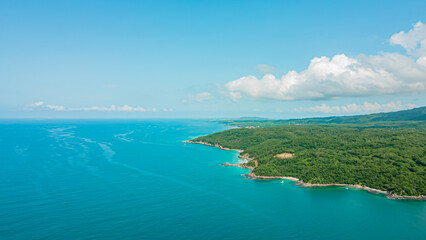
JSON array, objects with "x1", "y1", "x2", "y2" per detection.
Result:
[
  {"x1": 220, "y1": 106, "x2": 426, "y2": 127},
  {"x1": 307, "y1": 106, "x2": 426, "y2": 123}
]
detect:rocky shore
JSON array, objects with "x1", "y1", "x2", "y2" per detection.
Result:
[
  {"x1": 184, "y1": 140, "x2": 254, "y2": 168},
  {"x1": 184, "y1": 140, "x2": 243, "y2": 152},
  {"x1": 247, "y1": 173, "x2": 426, "y2": 200},
  {"x1": 185, "y1": 140, "x2": 426, "y2": 200}
]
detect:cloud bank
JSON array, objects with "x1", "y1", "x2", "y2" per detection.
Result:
[
  {"x1": 28, "y1": 102, "x2": 165, "y2": 112},
  {"x1": 294, "y1": 101, "x2": 417, "y2": 114},
  {"x1": 225, "y1": 22, "x2": 426, "y2": 101}
]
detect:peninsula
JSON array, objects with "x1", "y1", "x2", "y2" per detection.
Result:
[{"x1": 188, "y1": 107, "x2": 426, "y2": 200}]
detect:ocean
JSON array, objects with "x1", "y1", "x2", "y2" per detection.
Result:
[{"x1": 0, "y1": 119, "x2": 425, "y2": 239}]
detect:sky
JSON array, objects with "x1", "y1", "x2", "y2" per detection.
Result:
[{"x1": 1, "y1": 0, "x2": 426, "y2": 119}]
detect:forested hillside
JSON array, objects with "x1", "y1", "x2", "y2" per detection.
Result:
[{"x1": 195, "y1": 108, "x2": 426, "y2": 196}]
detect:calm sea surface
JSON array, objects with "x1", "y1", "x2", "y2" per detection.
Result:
[{"x1": 0, "y1": 120, "x2": 425, "y2": 240}]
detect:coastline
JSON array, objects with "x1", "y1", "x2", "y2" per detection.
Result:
[
  {"x1": 185, "y1": 140, "x2": 426, "y2": 200},
  {"x1": 184, "y1": 140, "x2": 243, "y2": 152}
]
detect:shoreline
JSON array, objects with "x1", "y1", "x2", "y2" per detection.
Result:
[
  {"x1": 185, "y1": 140, "x2": 426, "y2": 200},
  {"x1": 184, "y1": 140, "x2": 244, "y2": 152}
]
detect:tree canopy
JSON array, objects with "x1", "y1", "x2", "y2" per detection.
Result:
[{"x1": 194, "y1": 108, "x2": 426, "y2": 196}]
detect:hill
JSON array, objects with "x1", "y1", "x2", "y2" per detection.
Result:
[{"x1": 192, "y1": 107, "x2": 426, "y2": 197}]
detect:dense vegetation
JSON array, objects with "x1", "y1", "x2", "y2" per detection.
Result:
[{"x1": 195, "y1": 108, "x2": 426, "y2": 196}]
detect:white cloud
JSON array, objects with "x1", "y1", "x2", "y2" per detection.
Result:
[
  {"x1": 182, "y1": 92, "x2": 213, "y2": 103},
  {"x1": 256, "y1": 64, "x2": 276, "y2": 73},
  {"x1": 225, "y1": 22, "x2": 426, "y2": 101},
  {"x1": 390, "y1": 21, "x2": 426, "y2": 57},
  {"x1": 47, "y1": 104, "x2": 66, "y2": 111},
  {"x1": 294, "y1": 101, "x2": 418, "y2": 114},
  {"x1": 31, "y1": 101, "x2": 44, "y2": 107},
  {"x1": 29, "y1": 103, "x2": 162, "y2": 112},
  {"x1": 23, "y1": 101, "x2": 45, "y2": 110},
  {"x1": 26, "y1": 101, "x2": 44, "y2": 108}
]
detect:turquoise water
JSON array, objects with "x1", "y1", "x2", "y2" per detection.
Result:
[{"x1": 0, "y1": 120, "x2": 425, "y2": 240}]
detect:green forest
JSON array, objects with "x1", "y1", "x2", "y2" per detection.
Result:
[{"x1": 194, "y1": 107, "x2": 426, "y2": 196}]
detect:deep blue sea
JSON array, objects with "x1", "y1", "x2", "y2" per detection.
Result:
[{"x1": 0, "y1": 120, "x2": 425, "y2": 240}]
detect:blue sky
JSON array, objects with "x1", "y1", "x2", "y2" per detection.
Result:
[{"x1": 1, "y1": 0, "x2": 425, "y2": 118}]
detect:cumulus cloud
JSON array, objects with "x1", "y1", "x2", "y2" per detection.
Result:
[
  {"x1": 294, "y1": 101, "x2": 417, "y2": 114},
  {"x1": 225, "y1": 22, "x2": 426, "y2": 101},
  {"x1": 390, "y1": 21, "x2": 426, "y2": 57},
  {"x1": 28, "y1": 103, "x2": 163, "y2": 112},
  {"x1": 182, "y1": 92, "x2": 213, "y2": 103},
  {"x1": 256, "y1": 64, "x2": 276, "y2": 73}
]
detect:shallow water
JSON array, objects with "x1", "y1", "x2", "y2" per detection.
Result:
[{"x1": 0, "y1": 119, "x2": 425, "y2": 239}]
